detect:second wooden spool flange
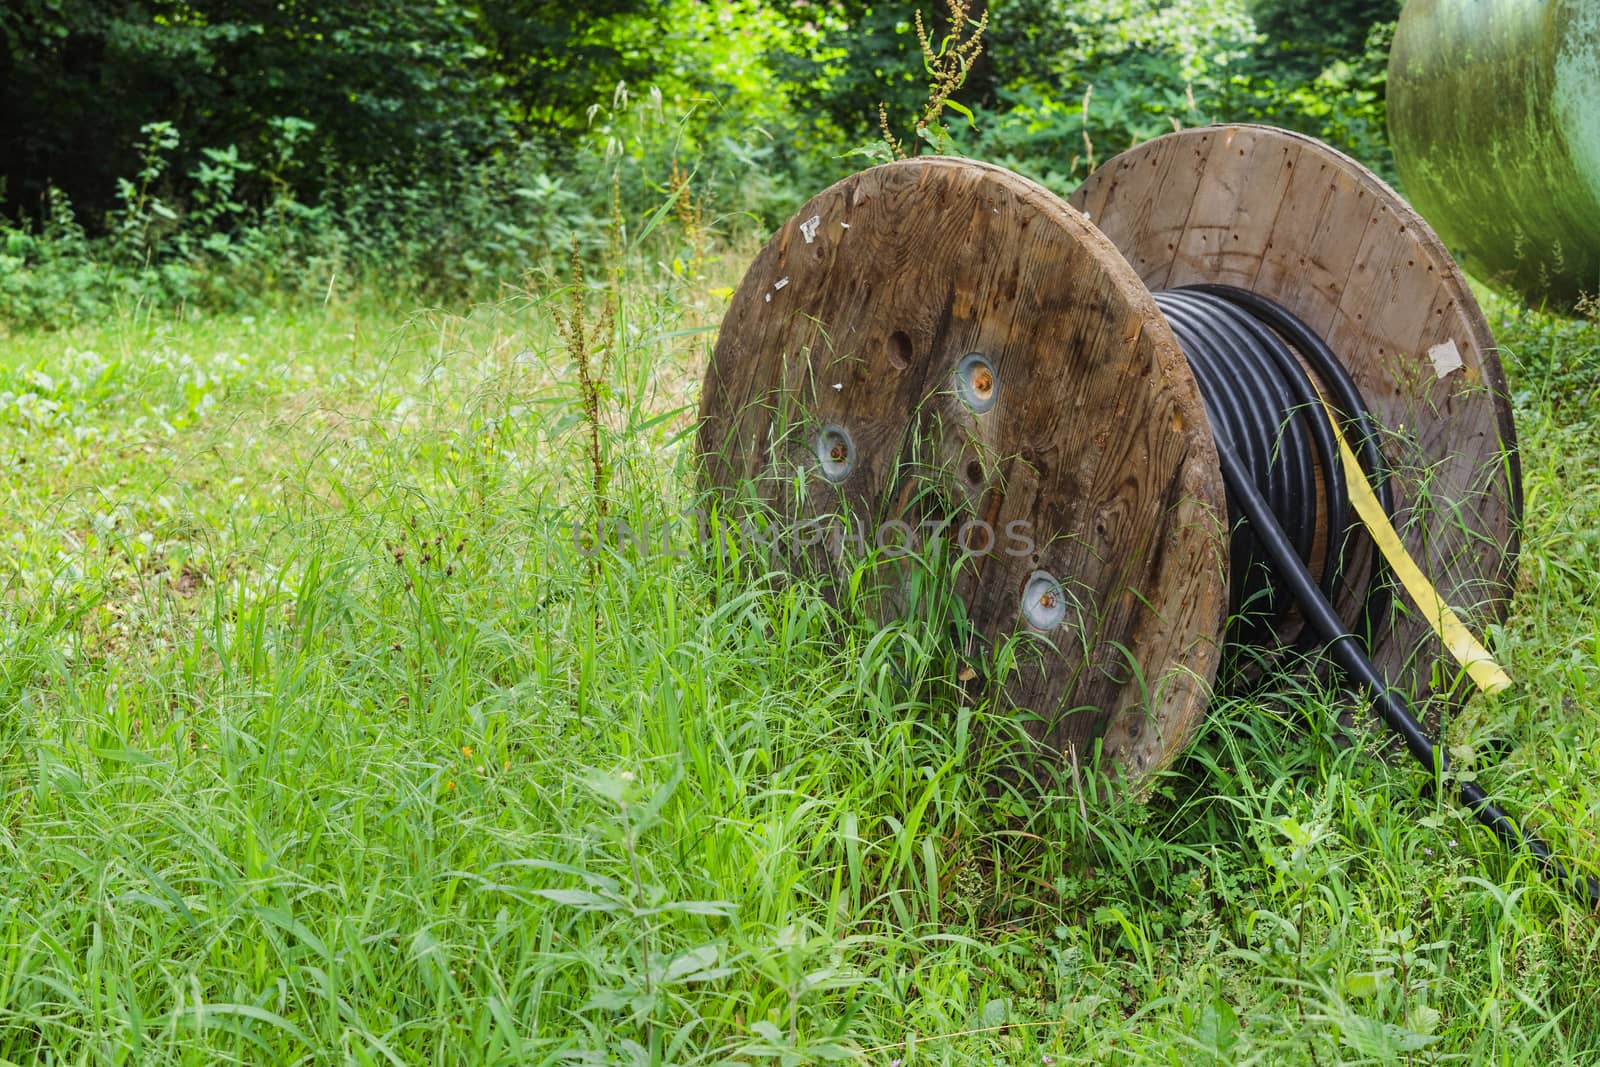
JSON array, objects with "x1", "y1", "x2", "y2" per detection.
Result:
[
  {"x1": 698, "y1": 127, "x2": 1520, "y2": 786},
  {"x1": 1073, "y1": 125, "x2": 1520, "y2": 746}
]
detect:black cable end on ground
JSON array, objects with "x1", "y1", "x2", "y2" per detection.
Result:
[{"x1": 1459, "y1": 781, "x2": 1600, "y2": 910}]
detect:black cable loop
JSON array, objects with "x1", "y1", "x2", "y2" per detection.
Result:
[{"x1": 1154, "y1": 284, "x2": 1598, "y2": 909}]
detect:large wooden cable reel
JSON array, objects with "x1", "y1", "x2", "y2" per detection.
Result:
[{"x1": 698, "y1": 125, "x2": 1519, "y2": 787}]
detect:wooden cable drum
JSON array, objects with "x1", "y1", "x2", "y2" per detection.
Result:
[
  {"x1": 697, "y1": 125, "x2": 1519, "y2": 789},
  {"x1": 1389, "y1": 0, "x2": 1600, "y2": 312}
]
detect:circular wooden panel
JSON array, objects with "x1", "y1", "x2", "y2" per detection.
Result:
[
  {"x1": 1070, "y1": 125, "x2": 1521, "y2": 719},
  {"x1": 698, "y1": 157, "x2": 1228, "y2": 783}
]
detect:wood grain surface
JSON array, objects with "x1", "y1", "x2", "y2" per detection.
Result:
[{"x1": 698, "y1": 157, "x2": 1229, "y2": 782}]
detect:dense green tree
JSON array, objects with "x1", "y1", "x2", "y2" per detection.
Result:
[
  {"x1": 1251, "y1": 0, "x2": 1400, "y2": 80},
  {"x1": 0, "y1": 0, "x2": 1405, "y2": 241},
  {"x1": 476, "y1": 1, "x2": 668, "y2": 135},
  {"x1": 1, "y1": 1, "x2": 190, "y2": 220},
  {"x1": 0, "y1": 0, "x2": 663, "y2": 227},
  {"x1": 768, "y1": 1, "x2": 995, "y2": 145}
]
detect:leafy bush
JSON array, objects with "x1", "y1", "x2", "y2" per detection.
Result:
[
  {"x1": 0, "y1": 0, "x2": 718, "y2": 225},
  {"x1": 0, "y1": 0, "x2": 1407, "y2": 330},
  {"x1": 780, "y1": 0, "x2": 1395, "y2": 197},
  {"x1": 0, "y1": 85, "x2": 800, "y2": 330}
]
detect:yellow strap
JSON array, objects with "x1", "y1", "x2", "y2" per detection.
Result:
[{"x1": 1320, "y1": 404, "x2": 1512, "y2": 695}]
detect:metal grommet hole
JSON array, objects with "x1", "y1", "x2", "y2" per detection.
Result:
[
  {"x1": 956, "y1": 353, "x2": 997, "y2": 413},
  {"x1": 1022, "y1": 571, "x2": 1067, "y2": 631},
  {"x1": 815, "y1": 424, "x2": 854, "y2": 482}
]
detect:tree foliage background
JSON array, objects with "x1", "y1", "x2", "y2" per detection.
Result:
[{"x1": 0, "y1": 0, "x2": 1400, "y2": 326}]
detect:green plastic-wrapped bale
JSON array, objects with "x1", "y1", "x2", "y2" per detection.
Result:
[{"x1": 1389, "y1": 0, "x2": 1600, "y2": 311}]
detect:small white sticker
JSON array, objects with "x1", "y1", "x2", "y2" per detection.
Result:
[
  {"x1": 1429, "y1": 338, "x2": 1464, "y2": 379},
  {"x1": 800, "y1": 215, "x2": 822, "y2": 243},
  {"x1": 774, "y1": 277, "x2": 789, "y2": 290}
]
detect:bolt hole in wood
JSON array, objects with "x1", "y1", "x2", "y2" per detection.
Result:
[
  {"x1": 960, "y1": 521, "x2": 995, "y2": 554},
  {"x1": 886, "y1": 330, "x2": 912, "y2": 370},
  {"x1": 966, "y1": 459, "x2": 984, "y2": 484}
]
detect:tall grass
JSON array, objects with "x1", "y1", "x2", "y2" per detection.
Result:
[{"x1": 2, "y1": 246, "x2": 1599, "y2": 1063}]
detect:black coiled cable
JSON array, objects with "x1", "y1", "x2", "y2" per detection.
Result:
[{"x1": 1155, "y1": 283, "x2": 1598, "y2": 909}]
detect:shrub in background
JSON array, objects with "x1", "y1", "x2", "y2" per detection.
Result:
[{"x1": 0, "y1": 0, "x2": 1404, "y2": 331}]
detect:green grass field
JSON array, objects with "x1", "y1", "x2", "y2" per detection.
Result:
[{"x1": 3, "y1": 261, "x2": 1599, "y2": 1064}]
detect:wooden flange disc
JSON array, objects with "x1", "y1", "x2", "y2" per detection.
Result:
[
  {"x1": 1071, "y1": 124, "x2": 1521, "y2": 719},
  {"x1": 698, "y1": 157, "x2": 1228, "y2": 783}
]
